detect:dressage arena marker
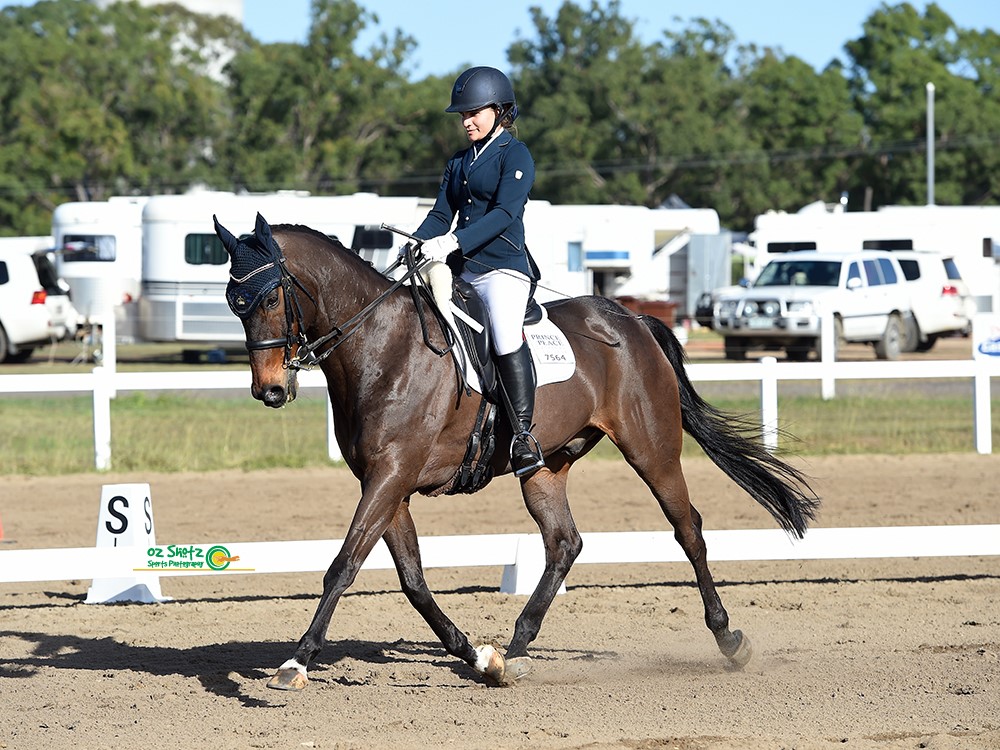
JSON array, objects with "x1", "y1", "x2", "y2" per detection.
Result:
[
  {"x1": 1, "y1": 485, "x2": 999, "y2": 599},
  {"x1": 84, "y1": 484, "x2": 169, "y2": 604}
]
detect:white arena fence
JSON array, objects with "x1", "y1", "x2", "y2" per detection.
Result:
[
  {"x1": 2, "y1": 506, "x2": 999, "y2": 597},
  {"x1": 0, "y1": 356, "x2": 997, "y2": 470},
  {"x1": 2, "y1": 356, "x2": 999, "y2": 599}
]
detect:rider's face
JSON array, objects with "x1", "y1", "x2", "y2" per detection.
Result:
[{"x1": 460, "y1": 106, "x2": 498, "y2": 143}]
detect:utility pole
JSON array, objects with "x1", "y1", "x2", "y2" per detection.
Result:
[{"x1": 926, "y1": 82, "x2": 935, "y2": 206}]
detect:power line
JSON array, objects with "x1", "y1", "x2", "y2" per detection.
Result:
[{"x1": 0, "y1": 132, "x2": 997, "y2": 198}]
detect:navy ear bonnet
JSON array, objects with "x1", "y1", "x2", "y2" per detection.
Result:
[{"x1": 215, "y1": 213, "x2": 283, "y2": 319}]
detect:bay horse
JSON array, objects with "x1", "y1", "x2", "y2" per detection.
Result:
[{"x1": 214, "y1": 212, "x2": 819, "y2": 691}]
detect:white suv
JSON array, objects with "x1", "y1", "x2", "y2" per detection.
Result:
[
  {"x1": 0, "y1": 249, "x2": 79, "y2": 363},
  {"x1": 892, "y1": 250, "x2": 974, "y2": 352},
  {"x1": 713, "y1": 251, "x2": 912, "y2": 361}
]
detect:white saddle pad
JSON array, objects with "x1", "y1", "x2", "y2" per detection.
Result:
[{"x1": 448, "y1": 303, "x2": 576, "y2": 394}]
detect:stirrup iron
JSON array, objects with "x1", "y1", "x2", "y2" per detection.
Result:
[{"x1": 510, "y1": 429, "x2": 544, "y2": 477}]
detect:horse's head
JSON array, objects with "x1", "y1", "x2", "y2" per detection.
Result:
[{"x1": 215, "y1": 212, "x2": 304, "y2": 408}]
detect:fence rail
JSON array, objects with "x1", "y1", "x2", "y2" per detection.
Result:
[
  {"x1": 1, "y1": 357, "x2": 998, "y2": 469},
  {"x1": 3, "y1": 525, "x2": 999, "y2": 595}
]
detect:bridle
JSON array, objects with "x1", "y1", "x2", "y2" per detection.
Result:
[{"x1": 239, "y1": 241, "x2": 432, "y2": 371}]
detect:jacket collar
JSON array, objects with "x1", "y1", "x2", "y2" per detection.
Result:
[{"x1": 467, "y1": 130, "x2": 513, "y2": 173}]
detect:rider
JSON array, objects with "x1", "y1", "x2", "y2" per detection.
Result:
[{"x1": 407, "y1": 65, "x2": 545, "y2": 478}]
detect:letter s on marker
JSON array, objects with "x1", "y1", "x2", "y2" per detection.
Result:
[{"x1": 106, "y1": 496, "x2": 129, "y2": 535}]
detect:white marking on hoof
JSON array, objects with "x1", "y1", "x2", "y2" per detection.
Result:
[
  {"x1": 278, "y1": 658, "x2": 308, "y2": 678},
  {"x1": 474, "y1": 645, "x2": 506, "y2": 685},
  {"x1": 267, "y1": 658, "x2": 310, "y2": 691},
  {"x1": 474, "y1": 645, "x2": 498, "y2": 673}
]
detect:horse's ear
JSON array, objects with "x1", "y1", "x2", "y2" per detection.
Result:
[
  {"x1": 214, "y1": 215, "x2": 239, "y2": 255},
  {"x1": 255, "y1": 212, "x2": 273, "y2": 250}
]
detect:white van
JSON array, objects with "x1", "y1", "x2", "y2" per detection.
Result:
[
  {"x1": 52, "y1": 196, "x2": 148, "y2": 328},
  {"x1": 0, "y1": 248, "x2": 79, "y2": 363}
]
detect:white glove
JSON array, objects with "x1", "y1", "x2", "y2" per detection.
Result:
[{"x1": 420, "y1": 233, "x2": 460, "y2": 262}]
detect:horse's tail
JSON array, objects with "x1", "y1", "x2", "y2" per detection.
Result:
[{"x1": 640, "y1": 315, "x2": 820, "y2": 538}]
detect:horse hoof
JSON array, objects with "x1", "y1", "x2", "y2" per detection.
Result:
[
  {"x1": 725, "y1": 630, "x2": 753, "y2": 669},
  {"x1": 267, "y1": 668, "x2": 308, "y2": 691},
  {"x1": 474, "y1": 644, "x2": 507, "y2": 686},
  {"x1": 503, "y1": 656, "x2": 533, "y2": 683}
]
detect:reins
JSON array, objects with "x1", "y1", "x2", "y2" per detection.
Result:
[{"x1": 242, "y1": 237, "x2": 450, "y2": 372}]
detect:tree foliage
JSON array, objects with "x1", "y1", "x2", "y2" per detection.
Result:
[
  {"x1": 0, "y1": 0, "x2": 996, "y2": 237},
  {"x1": 0, "y1": 0, "x2": 240, "y2": 233}
]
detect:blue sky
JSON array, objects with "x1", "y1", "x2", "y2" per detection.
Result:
[{"x1": 243, "y1": 0, "x2": 999, "y2": 78}]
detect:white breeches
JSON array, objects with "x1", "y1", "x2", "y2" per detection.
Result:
[{"x1": 460, "y1": 267, "x2": 532, "y2": 356}]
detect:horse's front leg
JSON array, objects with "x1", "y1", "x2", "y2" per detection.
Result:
[
  {"x1": 381, "y1": 501, "x2": 506, "y2": 685},
  {"x1": 504, "y1": 464, "x2": 582, "y2": 678},
  {"x1": 267, "y1": 479, "x2": 406, "y2": 691}
]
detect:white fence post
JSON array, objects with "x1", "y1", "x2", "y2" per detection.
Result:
[
  {"x1": 92, "y1": 367, "x2": 112, "y2": 471},
  {"x1": 820, "y1": 311, "x2": 836, "y2": 400},
  {"x1": 102, "y1": 312, "x2": 117, "y2": 399},
  {"x1": 760, "y1": 356, "x2": 779, "y2": 451},
  {"x1": 974, "y1": 359, "x2": 993, "y2": 455}
]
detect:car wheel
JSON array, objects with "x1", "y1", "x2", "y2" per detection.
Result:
[
  {"x1": 902, "y1": 316, "x2": 919, "y2": 353},
  {"x1": 874, "y1": 314, "x2": 903, "y2": 360},
  {"x1": 834, "y1": 317, "x2": 846, "y2": 354},
  {"x1": 723, "y1": 337, "x2": 747, "y2": 360},
  {"x1": 0, "y1": 323, "x2": 9, "y2": 364},
  {"x1": 6, "y1": 347, "x2": 34, "y2": 363},
  {"x1": 915, "y1": 333, "x2": 938, "y2": 353},
  {"x1": 785, "y1": 343, "x2": 812, "y2": 361}
]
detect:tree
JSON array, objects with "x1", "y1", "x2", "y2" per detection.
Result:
[
  {"x1": 738, "y1": 52, "x2": 863, "y2": 215},
  {"x1": 508, "y1": 3, "x2": 769, "y2": 228},
  {"x1": 0, "y1": 0, "x2": 240, "y2": 234},
  {"x1": 845, "y1": 2, "x2": 1000, "y2": 208},
  {"x1": 219, "y1": 0, "x2": 438, "y2": 196}
]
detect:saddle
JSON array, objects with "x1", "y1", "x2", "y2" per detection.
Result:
[
  {"x1": 423, "y1": 278, "x2": 545, "y2": 496},
  {"x1": 448, "y1": 278, "x2": 544, "y2": 403}
]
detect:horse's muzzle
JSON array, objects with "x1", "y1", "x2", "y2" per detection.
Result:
[
  {"x1": 261, "y1": 385, "x2": 289, "y2": 408},
  {"x1": 253, "y1": 371, "x2": 298, "y2": 408}
]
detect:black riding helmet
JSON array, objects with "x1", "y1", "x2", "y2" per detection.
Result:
[{"x1": 445, "y1": 66, "x2": 519, "y2": 122}]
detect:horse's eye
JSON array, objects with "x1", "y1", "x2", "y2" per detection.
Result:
[{"x1": 264, "y1": 290, "x2": 280, "y2": 310}]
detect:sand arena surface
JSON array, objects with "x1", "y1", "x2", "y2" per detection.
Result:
[{"x1": 2, "y1": 454, "x2": 999, "y2": 749}]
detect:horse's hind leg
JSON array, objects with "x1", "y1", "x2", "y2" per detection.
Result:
[
  {"x1": 505, "y1": 463, "x2": 583, "y2": 673},
  {"x1": 614, "y1": 432, "x2": 752, "y2": 668},
  {"x1": 667, "y1": 484, "x2": 753, "y2": 667},
  {"x1": 381, "y1": 501, "x2": 506, "y2": 684}
]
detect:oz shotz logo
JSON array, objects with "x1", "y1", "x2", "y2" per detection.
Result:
[{"x1": 139, "y1": 544, "x2": 248, "y2": 571}]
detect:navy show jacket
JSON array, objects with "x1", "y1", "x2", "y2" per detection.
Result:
[{"x1": 414, "y1": 131, "x2": 538, "y2": 280}]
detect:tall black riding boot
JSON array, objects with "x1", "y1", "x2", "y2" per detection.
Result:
[{"x1": 496, "y1": 342, "x2": 545, "y2": 478}]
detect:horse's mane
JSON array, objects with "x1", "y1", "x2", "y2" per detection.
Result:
[
  {"x1": 271, "y1": 223, "x2": 348, "y2": 250},
  {"x1": 271, "y1": 223, "x2": 386, "y2": 280}
]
